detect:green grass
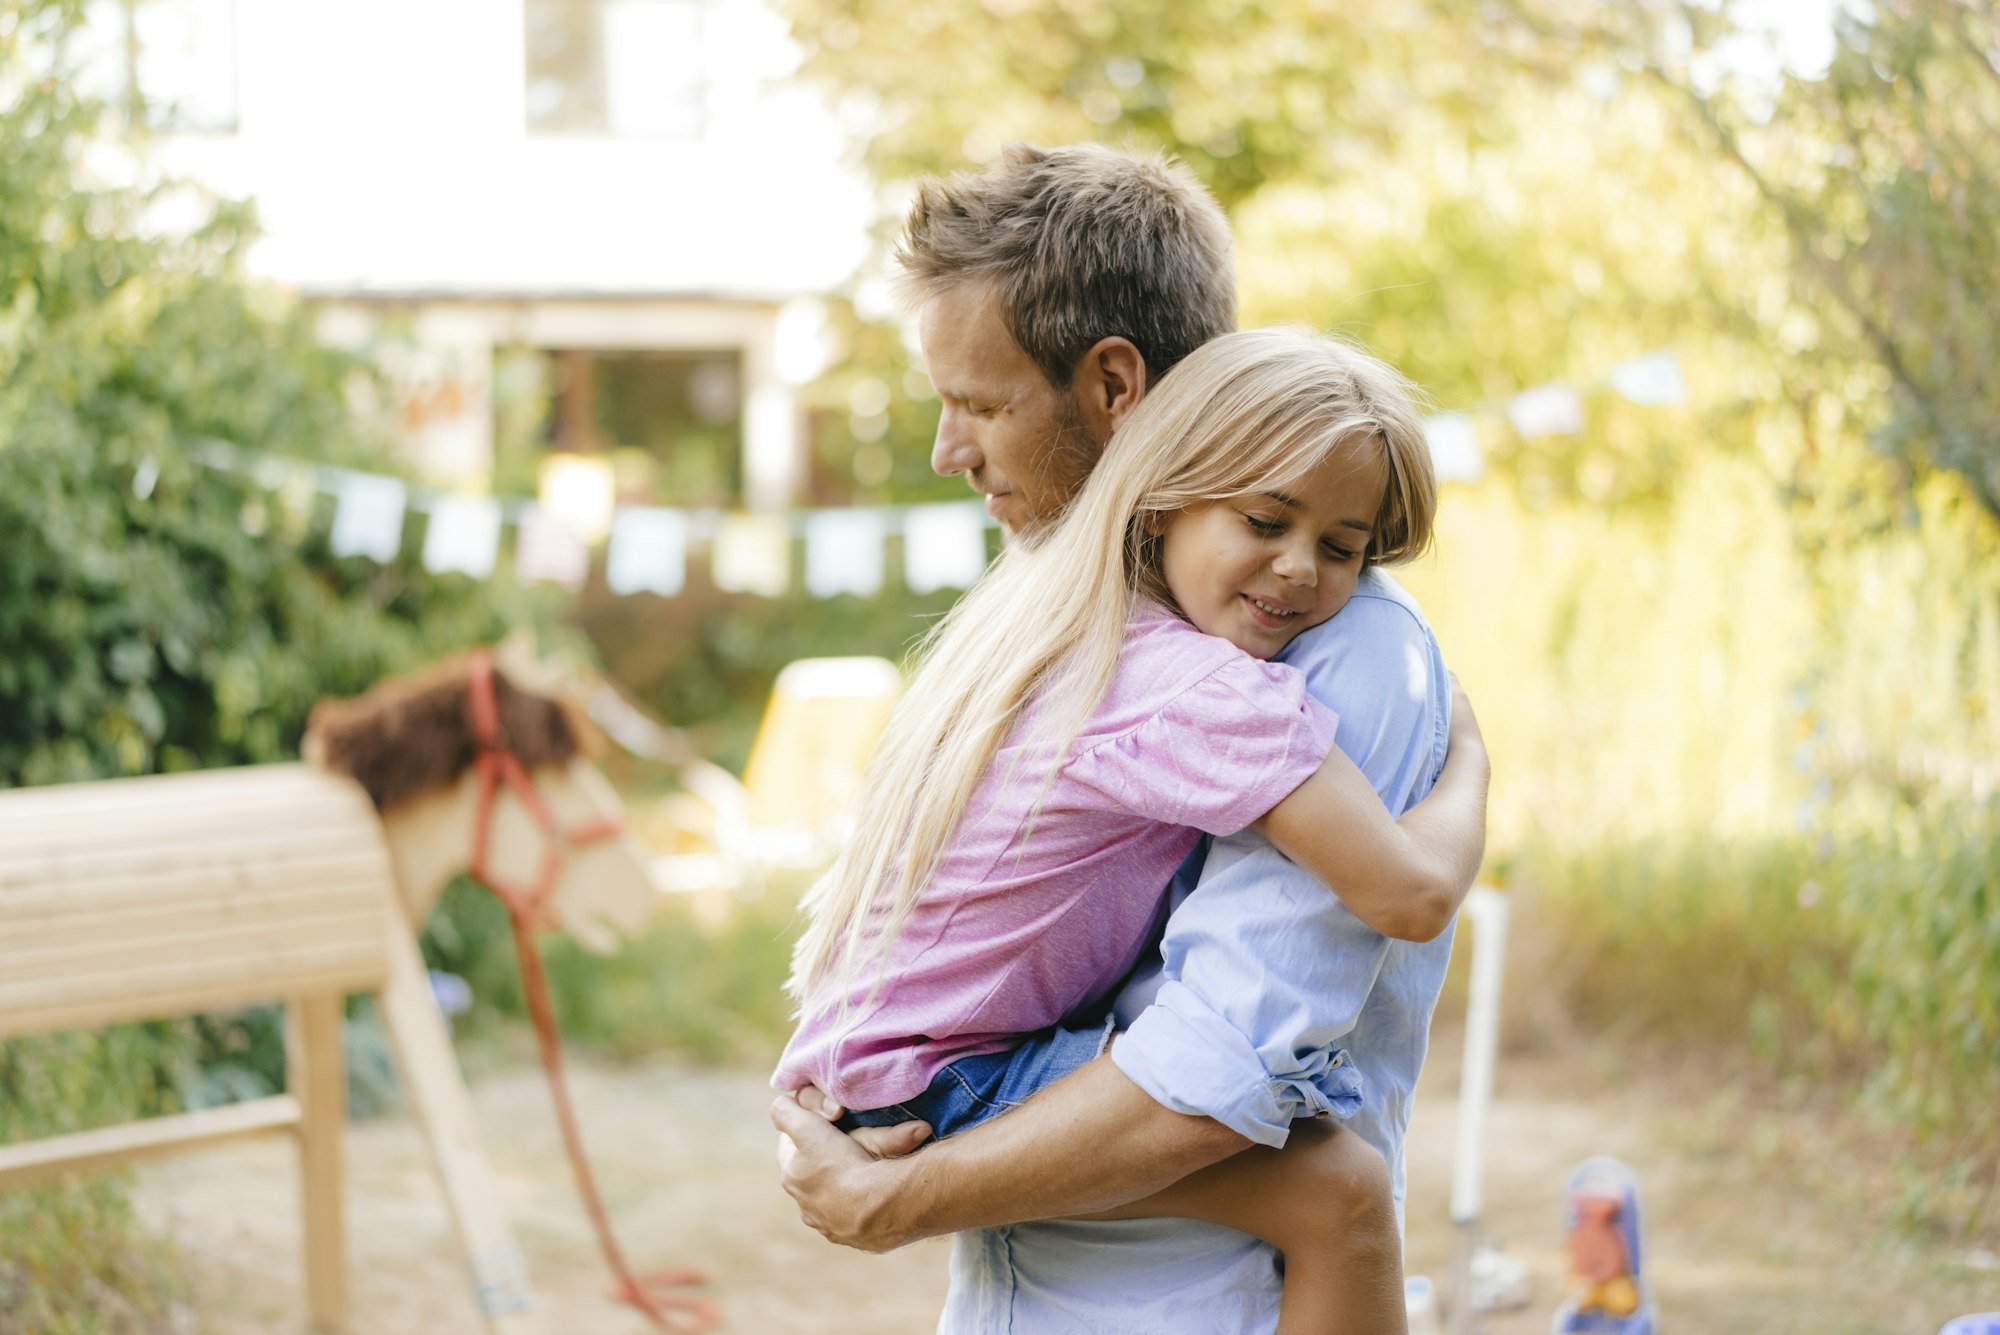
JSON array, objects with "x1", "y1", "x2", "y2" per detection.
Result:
[
  {"x1": 1521, "y1": 800, "x2": 2000, "y2": 1167},
  {"x1": 0, "y1": 1027, "x2": 198, "y2": 1332}
]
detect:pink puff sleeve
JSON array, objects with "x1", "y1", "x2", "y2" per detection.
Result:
[{"x1": 1062, "y1": 654, "x2": 1339, "y2": 836}]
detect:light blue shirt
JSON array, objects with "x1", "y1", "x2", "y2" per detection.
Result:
[{"x1": 938, "y1": 568, "x2": 1455, "y2": 1334}]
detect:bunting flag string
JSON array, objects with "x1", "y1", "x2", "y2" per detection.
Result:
[
  {"x1": 183, "y1": 437, "x2": 997, "y2": 601},
  {"x1": 515, "y1": 503, "x2": 591, "y2": 589},
  {"x1": 712, "y1": 513, "x2": 793, "y2": 597},
  {"x1": 185, "y1": 344, "x2": 1686, "y2": 597},
  {"x1": 605, "y1": 507, "x2": 688, "y2": 597},
  {"x1": 1421, "y1": 414, "x2": 1484, "y2": 486},
  {"x1": 421, "y1": 494, "x2": 503, "y2": 578},
  {"x1": 328, "y1": 473, "x2": 406, "y2": 562},
  {"x1": 1505, "y1": 383, "x2": 1587, "y2": 439},
  {"x1": 903, "y1": 502, "x2": 991, "y2": 594},
  {"x1": 1420, "y1": 347, "x2": 1688, "y2": 486},
  {"x1": 804, "y1": 508, "x2": 888, "y2": 599}
]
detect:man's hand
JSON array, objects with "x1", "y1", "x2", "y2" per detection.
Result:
[
  {"x1": 778, "y1": 1056, "x2": 1250, "y2": 1246},
  {"x1": 772, "y1": 1093, "x2": 931, "y2": 1252}
]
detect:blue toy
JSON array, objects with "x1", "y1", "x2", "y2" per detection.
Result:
[{"x1": 1551, "y1": 1157, "x2": 1657, "y2": 1335}]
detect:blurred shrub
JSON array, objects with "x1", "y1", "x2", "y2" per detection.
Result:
[
  {"x1": 1523, "y1": 800, "x2": 2000, "y2": 1152},
  {"x1": 421, "y1": 877, "x2": 806, "y2": 1067},
  {"x1": 0, "y1": 1028, "x2": 194, "y2": 1332},
  {"x1": 0, "y1": 3, "x2": 561, "y2": 1320},
  {"x1": 1402, "y1": 455, "x2": 1999, "y2": 1159}
]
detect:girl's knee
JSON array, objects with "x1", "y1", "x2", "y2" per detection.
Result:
[{"x1": 1291, "y1": 1122, "x2": 1395, "y2": 1237}]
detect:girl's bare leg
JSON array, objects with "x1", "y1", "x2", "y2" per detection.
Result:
[{"x1": 1082, "y1": 1119, "x2": 1407, "y2": 1335}]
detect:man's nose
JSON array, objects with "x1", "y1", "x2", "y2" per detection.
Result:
[{"x1": 931, "y1": 410, "x2": 981, "y2": 478}]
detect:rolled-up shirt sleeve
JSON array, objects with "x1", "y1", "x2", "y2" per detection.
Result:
[
  {"x1": 1110, "y1": 591, "x2": 1450, "y2": 1146},
  {"x1": 1116, "y1": 973, "x2": 1367, "y2": 1146}
]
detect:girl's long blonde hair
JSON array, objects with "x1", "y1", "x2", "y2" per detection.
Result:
[{"x1": 789, "y1": 327, "x2": 1436, "y2": 1016}]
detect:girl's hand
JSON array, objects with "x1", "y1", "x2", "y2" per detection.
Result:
[
  {"x1": 1447, "y1": 672, "x2": 1484, "y2": 753},
  {"x1": 797, "y1": 1084, "x2": 846, "y2": 1121},
  {"x1": 793, "y1": 1083, "x2": 934, "y2": 1158}
]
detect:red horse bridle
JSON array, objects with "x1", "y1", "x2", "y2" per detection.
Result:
[{"x1": 463, "y1": 651, "x2": 720, "y2": 1332}]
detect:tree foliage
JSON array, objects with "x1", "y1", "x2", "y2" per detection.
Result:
[
  {"x1": 1510, "y1": 0, "x2": 2000, "y2": 516},
  {"x1": 781, "y1": 0, "x2": 1801, "y2": 511},
  {"x1": 787, "y1": 0, "x2": 1510, "y2": 212},
  {"x1": 0, "y1": 0, "x2": 555, "y2": 787},
  {"x1": 1703, "y1": 1, "x2": 2000, "y2": 515},
  {"x1": 0, "y1": 2, "x2": 557, "y2": 1317},
  {"x1": 785, "y1": 0, "x2": 2000, "y2": 519}
]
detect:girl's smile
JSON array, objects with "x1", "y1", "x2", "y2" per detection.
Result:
[{"x1": 1242, "y1": 594, "x2": 1309, "y2": 631}]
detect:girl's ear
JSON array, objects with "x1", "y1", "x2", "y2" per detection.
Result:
[{"x1": 1140, "y1": 509, "x2": 1169, "y2": 537}]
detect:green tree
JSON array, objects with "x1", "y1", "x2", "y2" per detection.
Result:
[
  {"x1": 1507, "y1": 0, "x2": 2000, "y2": 515},
  {"x1": 784, "y1": 0, "x2": 1999, "y2": 518},
  {"x1": 1699, "y1": 1, "x2": 2000, "y2": 515},
  {"x1": 0, "y1": 3, "x2": 559, "y2": 1322},
  {"x1": 781, "y1": 0, "x2": 1792, "y2": 510},
  {"x1": 0, "y1": 0, "x2": 557, "y2": 786}
]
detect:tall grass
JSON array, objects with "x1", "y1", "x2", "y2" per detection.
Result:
[
  {"x1": 0, "y1": 1029, "x2": 194, "y2": 1332},
  {"x1": 1401, "y1": 455, "x2": 2000, "y2": 1153},
  {"x1": 420, "y1": 876, "x2": 804, "y2": 1066}
]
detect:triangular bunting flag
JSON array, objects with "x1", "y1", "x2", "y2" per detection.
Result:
[
  {"x1": 805, "y1": 508, "x2": 887, "y2": 598},
  {"x1": 329, "y1": 473, "x2": 406, "y2": 562},
  {"x1": 903, "y1": 502, "x2": 990, "y2": 593},
  {"x1": 711, "y1": 513, "x2": 791, "y2": 596},
  {"x1": 606, "y1": 507, "x2": 688, "y2": 597},
  {"x1": 515, "y1": 503, "x2": 590, "y2": 589},
  {"x1": 421, "y1": 494, "x2": 502, "y2": 578}
]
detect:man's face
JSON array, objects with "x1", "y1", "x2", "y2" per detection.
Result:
[{"x1": 919, "y1": 284, "x2": 1096, "y2": 538}]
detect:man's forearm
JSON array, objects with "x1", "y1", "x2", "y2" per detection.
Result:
[{"x1": 874, "y1": 1052, "x2": 1249, "y2": 1242}]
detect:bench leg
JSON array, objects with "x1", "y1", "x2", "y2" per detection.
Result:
[
  {"x1": 375, "y1": 924, "x2": 544, "y2": 1334},
  {"x1": 288, "y1": 993, "x2": 348, "y2": 1333}
]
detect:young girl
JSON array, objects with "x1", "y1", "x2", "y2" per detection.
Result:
[{"x1": 776, "y1": 328, "x2": 1486, "y2": 1334}]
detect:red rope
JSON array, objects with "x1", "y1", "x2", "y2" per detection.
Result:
[{"x1": 462, "y1": 653, "x2": 721, "y2": 1332}]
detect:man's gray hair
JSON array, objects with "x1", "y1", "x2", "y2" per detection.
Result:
[{"x1": 895, "y1": 143, "x2": 1236, "y2": 388}]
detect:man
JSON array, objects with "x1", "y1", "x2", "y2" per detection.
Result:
[
  {"x1": 902, "y1": 144, "x2": 1234, "y2": 540},
  {"x1": 773, "y1": 142, "x2": 1480, "y2": 1332}
]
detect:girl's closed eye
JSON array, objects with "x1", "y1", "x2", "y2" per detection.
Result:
[{"x1": 1243, "y1": 510, "x2": 1357, "y2": 565}]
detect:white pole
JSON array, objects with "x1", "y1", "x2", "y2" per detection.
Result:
[{"x1": 1447, "y1": 885, "x2": 1509, "y2": 1335}]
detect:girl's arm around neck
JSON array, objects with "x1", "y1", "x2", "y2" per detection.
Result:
[{"x1": 1251, "y1": 675, "x2": 1488, "y2": 942}]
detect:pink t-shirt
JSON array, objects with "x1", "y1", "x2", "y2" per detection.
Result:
[{"x1": 773, "y1": 602, "x2": 1339, "y2": 1111}]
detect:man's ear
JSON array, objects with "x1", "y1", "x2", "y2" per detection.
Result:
[{"x1": 1070, "y1": 336, "x2": 1148, "y2": 444}]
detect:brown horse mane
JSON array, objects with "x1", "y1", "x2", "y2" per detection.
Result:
[{"x1": 304, "y1": 654, "x2": 585, "y2": 812}]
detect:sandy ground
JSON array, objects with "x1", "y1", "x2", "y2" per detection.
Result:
[{"x1": 131, "y1": 1032, "x2": 2000, "y2": 1334}]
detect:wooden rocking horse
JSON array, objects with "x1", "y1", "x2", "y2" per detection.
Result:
[{"x1": 0, "y1": 649, "x2": 717, "y2": 1333}]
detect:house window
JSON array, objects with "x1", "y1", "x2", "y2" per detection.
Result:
[
  {"x1": 524, "y1": 0, "x2": 706, "y2": 140},
  {"x1": 493, "y1": 349, "x2": 743, "y2": 507},
  {"x1": 78, "y1": 0, "x2": 239, "y2": 135}
]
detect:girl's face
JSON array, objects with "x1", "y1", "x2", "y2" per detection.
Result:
[{"x1": 1156, "y1": 442, "x2": 1388, "y2": 659}]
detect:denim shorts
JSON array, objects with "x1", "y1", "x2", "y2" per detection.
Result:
[{"x1": 838, "y1": 1020, "x2": 1113, "y2": 1140}]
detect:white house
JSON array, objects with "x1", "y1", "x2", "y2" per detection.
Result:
[{"x1": 82, "y1": 0, "x2": 872, "y2": 509}]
